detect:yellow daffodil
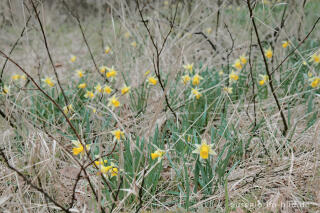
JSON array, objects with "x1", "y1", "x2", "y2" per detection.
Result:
[
  {"x1": 95, "y1": 83, "x2": 102, "y2": 93},
  {"x1": 182, "y1": 74, "x2": 191, "y2": 85},
  {"x1": 144, "y1": 70, "x2": 151, "y2": 76},
  {"x1": 282, "y1": 41, "x2": 289, "y2": 48},
  {"x1": 100, "y1": 66, "x2": 107, "y2": 74},
  {"x1": 106, "y1": 66, "x2": 117, "y2": 79},
  {"x1": 105, "y1": 46, "x2": 111, "y2": 54},
  {"x1": 192, "y1": 74, "x2": 203, "y2": 86},
  {"x1": 78, "y1": 83, "x2": 86, "y2": 89},
  {"x1": 76, "y1": 70, "x2": 84, "y2": 78},
  {"x1": 183, "y1": 63, "x2": 194, "y2": 72},
  {"x1": 265, "y1": 48, "x2": 273, "y2": 59},
  {"x1": 218, "y1": 70, "x2": 224, "y2": 76},
  {"x1": 151, "y1": 149, "x2": 165, "y2": 161},
  {"x1": 240, "y1": 55, "x2": 247, "y2": 65},
  {"x1": 20, "y1": 75, "x2": 27, "y2": 80},
  {"x1": 1, "y1": 85, "x2": 9, "y2": 95},
  {"x1": 191, "y1": 88, "x2": 201, "y2": 99},
  {"x1": 259, "y1": 74, "x2": 269, "y2": 86},
  {"x1": 309, "y1": 53, "x2": 320, "y2": 64},
  {"x1": 131, "y1": 41, "x2": 137, "y2": 48},
  {"x1": 148, "y1": 76, "x2": 158, "y2": 85},
  {"x1": 63, "y1": 104, "x2": 73, "y2": 115},
  {"x1": 124, "y1": 32, "x2": 131, "y2": 39},
  {"x1": 94, "y1": 157, "x2": 108, "y2": 167},
  {"x1": 111, "y1": 129, "x2": 124, "y2": 141},
  {"x1": 308, "y1": 72, "x2": 313, "y2": 78},
  {"x1": 192, "y1": 140, "x2": 216, "y2": 160},
  {"x1": 233, "y1": 59, "x2": 242, "y2": 70},
  {"x1": 108, "y1": 95, "x2": 120, "y2": 108},
  {"x1": 223, "y1": 87, "x2": 233, "y2": 94},
  {"x1": 11, "y1": 74, "x2": 20, "y2": 80},
  {"x1": 206, "y1": 27, "x2": 212, "y2": 34},
  {"x1": 42, "y1": 77, "x2": 55, "y2": 87},
  {"x1": 229, "y1": 71, "x2": 239, "y2": 82},
  {"x1": 70, "y1": 55, "x2": 76, "y2": 63},
  {"x1": 310, "y1": 77, "x2": 320, "y2": 88},
  {"x1": 103, "y1": 85, "x2": 112, "y2": 94},
  {"x1": 72, "y1": 140, "x2": 90, "y2": 156},
  {"x1": 121, "y1": 85, "x2": 131, "y2": 95},
  {"x1": 84, "y1": 91, "x2": 95, "y2": 99}
]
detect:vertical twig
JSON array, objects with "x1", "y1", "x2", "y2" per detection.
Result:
[
  {"x1": 247, "y1": 0, "x2": 288, "y2": 136},
  {"x1": 248, "y1": 27, "x2": 257, "y2": 128}
]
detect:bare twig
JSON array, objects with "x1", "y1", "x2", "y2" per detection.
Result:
[
  {"x1": 247, "y1": 0, "x2": 288, "y2": 136},
  {"x1": 29, "y1": 0, "x2": 69, "y2": 106}
]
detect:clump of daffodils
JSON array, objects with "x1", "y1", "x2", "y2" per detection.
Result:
[
  {"x1": 192, "y1": 140, "x2": 216, "y2": 160},
  {"x1": 11, "y1": 74, "x2": 26, "y2": 81},
  {"x1": 72, "y1": 140, "x2": 90, "y2": 156},
  {"x1": 259, "y1": 74, "x2": 269, "y2": 86},
  {"x1": 42, "y1": 77, "x2": 55, "y2": 87},
  {"x1": 265, "y1": 48, "x2": 273, "y2": 59},
  {"x1": 111, "y1": 129, "x2": 124, "y2": 141}
]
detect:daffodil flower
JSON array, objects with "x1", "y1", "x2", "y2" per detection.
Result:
[
  {"x1": 63, "y1": 104, "x2": 73, "y2": 115},
  {"x1": 183, "y1": 63, "x2": 194, "y2": 72},
  {"x1": 223, "y1": 87, "x2": 233, "y2": 94},
  {"x1": 309, "y1": 53, "x2": 320, "y2": 64},
  {"x1": 84, "y1": 91, "x2": 95, "y2": 99},
  {"x1": 265, "y1": 48, "x2": 273, "y2": 59},
  {"x1": 218, "y1": 70, "x2": 224, "y2": 76},
  {"x1": 282, "y1": 41, "x2": 289, "y2": 48},
  {"x1": 229, "y1": 71, "x2": 239, "y2": 82},
  {"x1": 239, "y1": 55, "x2": 247, "y2": 65},
  {"x1": 42, "y1": 77, "x2": 55, "y2": 87},
  {"x1": 111, "y1": 129, "x2": 124, "y2": 141},
  {"x1": 106, "y1": 66, "x2": 117, "y2": 79},
  {"x1": 192, "y1": 74, "x2": 203, "y2": 86},
  {"x1": 309, "y1": 77, "x2": 320, "y2": 88},
  {"x1": 76, "y1": 70, "x2": 84, "y2": 78},
  {"x1": 99, "y1": 66, "x2": 107, "y2": 74},
  {"x1": 72, "y1": 140, "x2": 90, "y2": 156},
  {"x1": 148, "y1": 76, "x2": 158, "y2": 85},
  {"x1": 144, "y1": 70, "x2": 151, "y2": 76},
  {"x1": 104, "y1": 46, "x2": 111, "y2": 54},
  {"x1": 182, "y1": 75, "x2": 191, "y2": 85},
  {"x1": 108, "y1": 95, "x2": 120, "y2": 108},
  {"x1": 95, "y1": 83, "x2": 102, "y2": 93},
  {"x1": 11, "y1": 74, "x2": 20, "y2": 81},
  {"x1": 1, "y1": 85, "x2": 9, "y2": 95},
  {"x1": 233, "y1": 59, "x2": 242, "y2": 70},
  {"x1": 78, "y1": 83, "x2": 87, "y2": 89},
  {"x1": 259, "y1": 74, "x2": 269, "y2": 86},
  {"x1": 206, "y1": 27, "x2": 212, "y2": 34},
  {"x1": 70, "y1": 55, "x2": 76, "y2": 63},
  {"x1": 151, "y1": 149, "x2": 165, "y2": 162},
  {"x1": 192, "y1": 140, "x2": 216, "y2": 160},
  {"x1": 124, "y1": 32, "x2": 131, "y2": 39},
  {"x1": 121, "y1": 85, "x2": 130, "y2": 95},
  {"x1": 131, "y1": 41, "x2": 137, "y2": 48},
  {"x1": 191, "y1": 88, "x2": 202, "y2": 99},
  {"x1": 103, "y1": 85, "x2": 112, "y2": 94}
]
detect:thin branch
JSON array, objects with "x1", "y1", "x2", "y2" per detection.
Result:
[
  {"x1": 29, "y1": 0, "x2": 69, "y2": 106},
  {"x1": 247, "y1": 0, "x2": 288, "y2": 136}
]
